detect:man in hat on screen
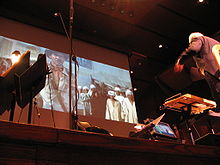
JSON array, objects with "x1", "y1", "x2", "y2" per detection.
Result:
[
  {"x1": 105, "y1": 90, "x2": 122, "y2": 121},
  {"x1": 39, "y1": 49, "x2": 75, "y2": 112},
  {"x1": 122, "y1": 89, "x2": 138, "y2": 123}
]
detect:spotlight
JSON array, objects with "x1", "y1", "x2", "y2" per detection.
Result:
[
  {"x1": 196, "y1": 0, "x2": 209, "y2": 5},
  {"x1": 54, "y1": 12, "x2": 60, "y2": 17},
  {"x1": 10, "y1": 50, "x2": 21, "y2": 65},
  {"x1": 198, "y1": 0, "x2": 204, "y2": 3},
  {"x1": 159, "y1": 44, "x2": 163, "y2": 48}
]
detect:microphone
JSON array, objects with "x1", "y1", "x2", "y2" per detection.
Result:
[{"x1": 54, "y1": 12, "x2": 70, "y2": 40}]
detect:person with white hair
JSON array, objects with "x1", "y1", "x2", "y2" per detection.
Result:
[
  {"x1": 105, "y1": 90, "x2": 122, "y2": 121},
  {"x1": 122, "y1": 89, "x2": 138, "y2": 123},
  {"x1": 174, "y1": 32, "x2": 220, "y2": 112}
]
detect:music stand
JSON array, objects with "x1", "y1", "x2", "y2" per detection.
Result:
[
  {"x1": 162, "y1": 93, "x2": 216, "y2": 144},
  {"x1": 130, "y1": 114, "x2": 165, "y2": 139},
  {"x1": 14, "y1": 54, "x2": 47, "y2": 124},
  {"x1": 0, "y1": 50, "x2": 30, "y2": 118}
]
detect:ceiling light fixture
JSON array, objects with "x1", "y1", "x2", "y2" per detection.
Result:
[
  {"x1": 128, "y1": 12, "x2": 134, "y2": 17},
  {"x1": 111, "y1": 6, "x2": 115, "y2": 10},
  {"x1": 196, "y1": 0, "x2": 209, "y2": 5},
  {"x1": 198, "y1": 0, "x2": 204, "y2": 2},
  {"x1": 120, "y1": 10, "x2": 125, "y2": 14}
]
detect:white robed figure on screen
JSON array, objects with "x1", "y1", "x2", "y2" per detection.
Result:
[
  {"x1": 122, "y1": 89, "x2": 138, "y2": 124},
  {"x1": 105, "y1": 90, "x2": 122, "y2": 121}
]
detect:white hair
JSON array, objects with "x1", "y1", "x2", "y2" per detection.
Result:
[{"x1": 188, "y1": 32, "x2": 204, "y2": 43}]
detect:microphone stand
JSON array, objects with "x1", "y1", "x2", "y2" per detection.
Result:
[{"x1": 69, "y1": 0, "x2": 78, "y2": 130}]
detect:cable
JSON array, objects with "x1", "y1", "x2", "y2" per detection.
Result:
[
  {"x1": 48, "y1": 73, "x2": 56, "y2": 128},
  {"x1": 17, "y1": 107, "x2": 24, "y2": 123},
  {"x1": 32, "y1": 97, "x2": 41, "y2": 125},
  {"x1": 54, "y1": 12, "x2": 70, "y2": 39},
  {"x1": 72, "y1": 58, "x2": 80, "y2": 129},
  {"x1": 47, "y1": 70, "x2": 60, "y2": 143},
  {"x1": 73, "y1": 63, "x2": 80, "y2": 110},
  {"x1": 191, "y1": 123, "x2": 201, "y2": 138}
]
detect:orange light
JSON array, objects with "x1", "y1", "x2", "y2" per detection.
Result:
[{"x1": 10, "y1": 50, "x2": 21, "y2": 65}]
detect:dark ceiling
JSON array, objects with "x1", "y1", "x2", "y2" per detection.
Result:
[{"x1": 1, "y1": 0, "x2": 220, "y2": 121}]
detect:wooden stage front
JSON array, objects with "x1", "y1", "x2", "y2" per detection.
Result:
[{"x1": 0, "y1": 120, "x2": 220, "y2": 165}]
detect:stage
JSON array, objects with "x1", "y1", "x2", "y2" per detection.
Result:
[{"x1": 0, "y1": 120, "x2": 220, "y2": 165}]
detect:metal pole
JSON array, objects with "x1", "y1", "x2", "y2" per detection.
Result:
[
  {"x1": 69, "y1": 0, "x2": 73, "y2": 129},
  {"x1": 69, "y1": 0, "x2": 78, "y2": 129}
]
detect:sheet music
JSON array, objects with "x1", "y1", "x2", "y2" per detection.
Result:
[{"x1": 163, "y1": 93, "x2": 216, "y2": 114}]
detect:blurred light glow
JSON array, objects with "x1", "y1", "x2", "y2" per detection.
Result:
[
  {"x1": 198, "y1": 0, "x2": 204, "y2": 3},
  {"x1": 10, "y1": 51, "x2": 21, "y2": 64},
  {"x1": 134, "y1": 124, "x2": 146, "y2": 130},
  {"x1": 197, "y1": 0, "x2": 208, "y2": 5}
]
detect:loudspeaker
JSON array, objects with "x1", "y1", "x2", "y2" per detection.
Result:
[
  {"x1": 156, "y1": 67, "x2": 192, "y2": 91},
  {"x1": 195, "y1": 133, "x2": 220, "y2": 147}
]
